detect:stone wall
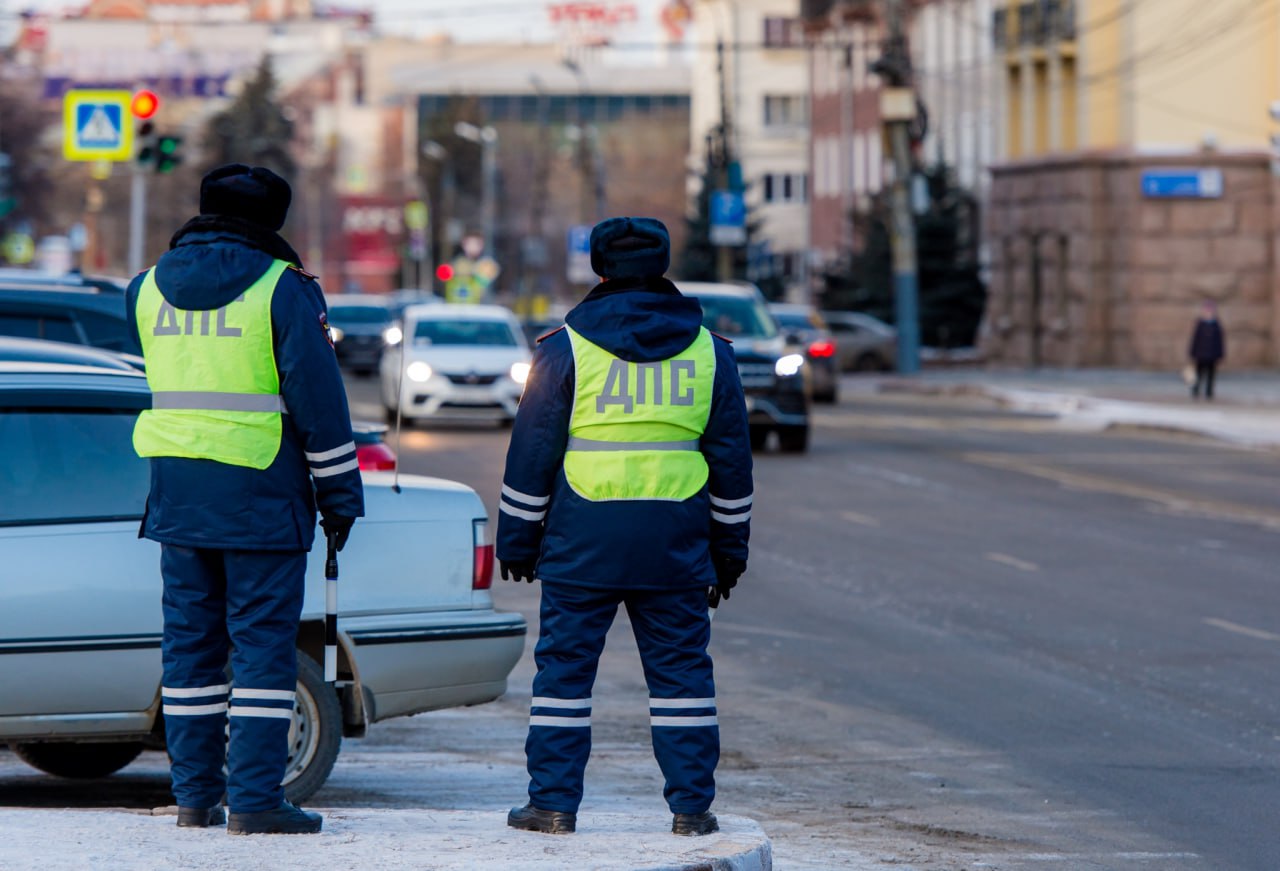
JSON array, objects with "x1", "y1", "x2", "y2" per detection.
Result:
[{"x1": 983, "y1": 151, "x2": 1279, "y2": 369}]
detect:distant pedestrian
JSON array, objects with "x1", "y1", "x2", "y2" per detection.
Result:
[
  {"x1": 127, "y1": 164, "x2": 364, "y2": 835},
  {"x1": 496, "y1": 217, "x2": 753, "y2": 837},
  {"x1": 1188, "y1": 301, "x2": 1225, "y2": 400}
]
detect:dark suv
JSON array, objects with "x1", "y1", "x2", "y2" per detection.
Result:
[
  {"x1": 0, "y1": 270, "x2": 137, "y2": 354},
  {"x1": 680, "y1": 282, "x2": 810, "y2": 453}
]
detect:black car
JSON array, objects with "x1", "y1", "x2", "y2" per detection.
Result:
[
  {"x1": 0, "y1": 270, "x2": 137, "y2": 354},
  {"x1": 325, "y1": 294, "x2": 399, "y2": 375},
  {"x1": 680, "y1": 282, "x2": 810, "y2": 453}
]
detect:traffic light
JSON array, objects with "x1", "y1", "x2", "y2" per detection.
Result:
[
  {"x1": 0, "y1": 153, "x2": 14, "y2": 219},
  {"x1": 155, "y1": 135, "x2": 183, "y2": 174},
  {"x1": 136, "y1": 121, "x2": 157, "y2": 166}
]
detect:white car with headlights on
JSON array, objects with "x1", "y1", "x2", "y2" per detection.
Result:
[{"x1": 380, "y1": 304, "x2": 531, "y2": 425}]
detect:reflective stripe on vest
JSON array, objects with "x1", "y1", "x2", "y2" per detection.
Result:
[
  {"x1": 564, "y1": 325, "x2": 714, "y2": 502},
  {"x1": 133, "y1": 259, "x2": 288, "y2": 470}
]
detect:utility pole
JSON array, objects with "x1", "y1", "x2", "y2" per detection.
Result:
[
  {"x1": 715, "y1": 38, "x2": 734, "y2": 282},
  {"x1": 875, "y1": 0, "x2": 922, "y2": 374}
]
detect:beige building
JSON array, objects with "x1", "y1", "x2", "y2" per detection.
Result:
[
  {"x1": 987, "y1": 0, "x2": 1280, "y2": 368},
  {"x1": 693, "y1": 0, "x2": 811, "y2": 293}
]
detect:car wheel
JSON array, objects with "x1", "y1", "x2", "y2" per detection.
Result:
[
  {"x1": 854, "y1": 353, "x2": 883, "y2": 372},
  {"x1": 11, "y1": 741, "x2": 145, "y2": 779},
  {"x1": 749, "y1": 425, "x2": 769, "y2": 451},
  {"x1": 281, "y1": 651, "x2": 343, "y2": 804},
  {"x1": 778, "y1": 426, "x2": 809, "y2": 453},
  {"x1": 814, "y1": 388, "x2": 838, "y2": 405}
]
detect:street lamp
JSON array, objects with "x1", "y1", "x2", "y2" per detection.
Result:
[{"x1": 454, "y1": 122, "x2": 498, "y2": 258}]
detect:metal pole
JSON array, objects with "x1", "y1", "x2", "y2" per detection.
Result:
[
  {"x1": 715, "y1": 39, "x2": 733, "y2": 282},
  {"x1": 128, "y1": 165, "x2": 147, "y2": 275},
  {"x1": 481, "y1": 130, "x2": 497, "y2": 258},
  {"x1": 883, "y1": 0, "x2": 922, "y2": 374}
]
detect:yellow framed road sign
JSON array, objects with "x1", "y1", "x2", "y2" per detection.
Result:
[{"x1": 63, "y1": 90, "x2": 134, "y2": 162}]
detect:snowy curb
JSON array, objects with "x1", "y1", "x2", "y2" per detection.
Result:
[
  {"x1": 881, "y1": 379, "x2": 1280, "y2": 449},
  {"x1": 0, "y1": 808, "x2": 772, "y2": 871}
]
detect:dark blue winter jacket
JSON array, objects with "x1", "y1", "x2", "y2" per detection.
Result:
[
  {"x1": 125, "y1": 218, "x2": 364, "y2": 552},
  {"x1": 496, "y1": 276, "x2": 752, "y2": 590}
]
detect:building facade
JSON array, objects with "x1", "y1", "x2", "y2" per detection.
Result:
[
  {"x1": 693, "y1": 0, "x2": 811, "y2": 295},
  {"x1": 987, "y1": 0, "x2": 1280, "y2": 367}
]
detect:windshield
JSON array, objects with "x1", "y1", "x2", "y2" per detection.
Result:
[
  {"x1": 413, "y1": 319, "x2": 519, "y2": 347},
  {"x1": 329, "y1": 306, "x2": 392, "y2": 325},
  {"x1": 693, "y1": 295, "x2": 778, "y2": 339}
]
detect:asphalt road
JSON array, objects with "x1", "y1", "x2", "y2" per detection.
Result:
[
  {"x1": 3, "y1": 372, "x2": 1278, "y2": 870},
  {"x1": 336, "y1": 375, "x2": 1280, "y2": 870}
]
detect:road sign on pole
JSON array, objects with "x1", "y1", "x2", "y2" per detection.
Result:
[
  {"x1": 709, "y1": 191, "x2": 746, "y2": 247},
  {"x1": 63, "y1": 90, "x2": 134, "y2": 162},
  {"x1": 567, "y1": 224, "x2": 594, "y2": 284}
]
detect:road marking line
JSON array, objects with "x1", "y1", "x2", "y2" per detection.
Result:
[
  {"x1": 1204, "y1": 617, "x2": 1280, "y2": 642},
  {"x1": 840, "y1": 510, "x2": 881, "y2": 528},
  {"x1": 985, "y1": 552, "x2": 1040, "y2": 572}
]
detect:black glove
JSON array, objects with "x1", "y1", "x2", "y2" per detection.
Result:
[
  {"x1": 320, "y1": 514, "x2": 355, "y2": 552},
  {"x1": 713, "y1": 556, "x2": 746, "y2": 601},
  {"x1": 500, "y1": 560, "x2": 537, "y2": 584}
]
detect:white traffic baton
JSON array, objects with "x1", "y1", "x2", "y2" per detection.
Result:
[
  {"x1": 324, "y1": 533, "x2": 339, "y2": 683},
  {"x1": 707, "y1": 587, "x2": 721, "y2": 623}
]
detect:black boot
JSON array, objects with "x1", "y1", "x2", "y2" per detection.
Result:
[
  {"x1": 672, "y1": 811, "x2": 719, "y2": 836},
  {"x1": 507, "y1": 804, "x2": 576, "y2": 834},
  {"x1": 176, "y1": 806, "x2": 226, "y2": 828},
  {"x1": 227, "y1": 801, "x2": 322, "y2": 835}
]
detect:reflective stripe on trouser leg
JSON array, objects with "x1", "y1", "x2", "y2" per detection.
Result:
[
  {"x1": 160, "y1": 544, "x2": 232, "y2": 810},
  {"x1": 626, "y1": 587, "x2": 718, "y2": 815},
  {"x1": 223, "y1": 549, "x2": 306, "y2": 814},
  {"x1": 526, "y1": 582, "x2": 620, "y2": 814}
]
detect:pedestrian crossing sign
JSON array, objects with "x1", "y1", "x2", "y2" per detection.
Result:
[{"x1": 63, "y1": 90, "x2": 134, "y2": 162}]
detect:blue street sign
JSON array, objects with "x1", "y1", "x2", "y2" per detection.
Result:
[
  {"x1": 1140, "y1": 168, "x2": 1224, "y2": 199},
  {"x1": 710, "y1": 191, "x2": 746, "y2": 246},
  {"x1": 63, "y1": 90, "x2": 133, "y2": 162},
  {"x1": 567, "y1": 224, "x2": 595, "y2": 284}
]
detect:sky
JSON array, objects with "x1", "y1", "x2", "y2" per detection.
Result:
[{"x1": 7, "y1": 0, "x2": 672, "y2": 44}]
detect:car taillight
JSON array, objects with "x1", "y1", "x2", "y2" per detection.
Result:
[
  {"x1": 356, "y1": 442, "x2": 397, "y2": 472},
  {"x1": 472, "y1": 519, "x2": 494, "y2": 590},
  {"x1": 808, "y1": 340, "x2": 836, "y2": 358}
]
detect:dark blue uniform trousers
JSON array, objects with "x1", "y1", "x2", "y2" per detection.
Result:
[
  {"x1": 525, "y1": 582, "x2": 718, "y2": 815},
  {"x1": 159, "y1": 545, "x2": 305, "y2": 813}
]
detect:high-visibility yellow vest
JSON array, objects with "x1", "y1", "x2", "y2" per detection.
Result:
[
  {"x1": 133, "y1": 259, "x2": 289, "y2": 470},
  {"x1": 564, "y1": 325, "x2": 715, "y2": 501}
]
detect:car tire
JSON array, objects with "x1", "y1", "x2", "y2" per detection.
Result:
[
  {"x1": 749, "y1": 425, "x2": 769, "y2": 451},
  {"x1": 814, "y1": 388, "x2": 838, "y2": 405},
  {"x1": 778, "y1": 426, "x2": 809, "y2": 453},
  {"x1": 281, "y1": 651, "x2": 343, "y2": 805},
  {"x1": 11, "y1": 741, "x2": 145, "y2": 779}
]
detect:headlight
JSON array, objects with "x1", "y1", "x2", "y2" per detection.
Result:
[
  {"x1": 329, "y1": 325, "x2": 344, "y2": 343},
  {"x1": 510, "y1": 361, "x2": 531, "y2": 385},
  {"x1": 406, "y1": 361, "x2": 433, "y2": 382},
  {"x1": 383, "y1": 325, "x2": 403, "y2": 346},
  {"x1": 775, "y1": 354, "x2": 805, "y2": 377}
]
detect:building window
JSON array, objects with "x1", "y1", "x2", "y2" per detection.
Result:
[
  {"x1": 763, "y1": 94, "x2": 808, "y2": 128},
  {"x1": 762, "y1": 172, "x2": 808, "y2": 204},
  {"x1": 763, "y1": 16, "x2": 804, "y2": 48}
]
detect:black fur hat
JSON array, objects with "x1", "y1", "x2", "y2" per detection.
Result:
[
  {"x1": 589, "y1": 216, "x2": 670, "y2": 279},
  {"x1": 199, "y1": 164, "x2": 292, "y2": 232}
]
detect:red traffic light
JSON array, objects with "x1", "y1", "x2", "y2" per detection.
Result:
[
  {"x1": 435, "y1": 264, "x2": 455, "y2": 282},
  {"x1": 131, "y1": 90, "x2": 160, "y2": 120}
]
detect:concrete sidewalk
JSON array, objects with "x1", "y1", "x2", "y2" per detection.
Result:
[
  {"x1": 0, "y1": 807, "x2": 772, "y2": 871},
  {"x1": 877, "y1": 367, "x2": 1280, "y2": 449}
]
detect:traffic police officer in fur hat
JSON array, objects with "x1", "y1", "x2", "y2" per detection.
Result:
[
  {"x1": 497, "y1": 216, "x2": 753, "y2": 836},
  {"x1": 126, "y1": 164, "x2": 363, "y2": 835}
]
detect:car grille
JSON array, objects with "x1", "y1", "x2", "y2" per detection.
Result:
[
  {"x1": 444, "y1": 373, "x2": 501, "y2": 386},
  {"x1": 736, "y1": 363, "x2": 775, "y2": 388}
]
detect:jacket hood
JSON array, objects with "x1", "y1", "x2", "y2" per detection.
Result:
[
  {"x1": 564, "y1": 277, "x2": 704, "y2": 363},
  {"x1": 152, "y1": 215, "x2": 301, "y2": 310}
]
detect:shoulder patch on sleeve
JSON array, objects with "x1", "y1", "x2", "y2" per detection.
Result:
[
  {"x1": 287, "y1": 264, "x2": 318, "y2": 281},
  {"x1": 536, "y1": 325, "x2": 567, "y2": 344},
  {"x1": 319, "y1": 311, "x2": 335, "y2": 348},
  {"x1": 710, "y1": 330, "x2": 734, "y2": 345}
]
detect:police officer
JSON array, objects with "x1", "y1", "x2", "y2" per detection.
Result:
[
  {"x1": 497, "y1": 217, "x2": 752, "y2": 836},
  {"x1": 126, "y1": 164, "x2": 364, "y2": 835}
]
